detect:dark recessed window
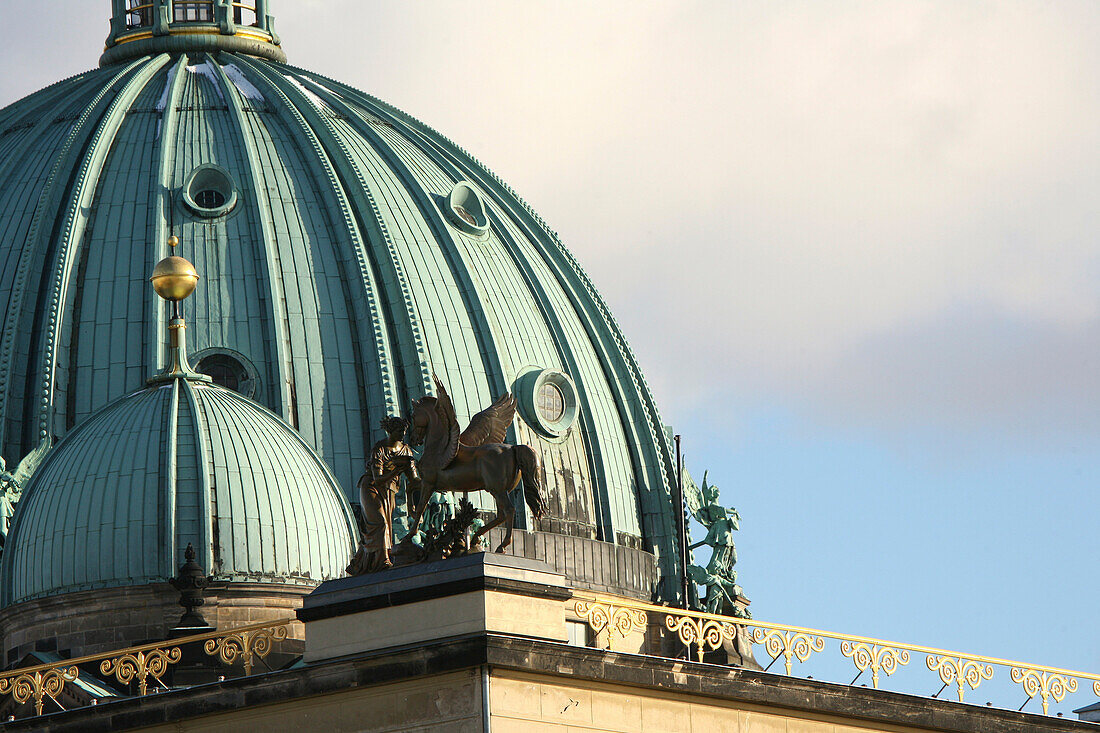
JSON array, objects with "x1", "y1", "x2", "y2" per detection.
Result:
[
  {"x1": 453, "y1": 205, "x2": 477, "y2": 227},
  {"x1": 198, "y1": 354, "x2": 248, "y2": 393},
  {"x1": 127, "y1": 0, "x2": 153, "y2": 28},
  {"x1": 174, "y1": 2, "x2": 214, "y2": 22},
  {"x1": 195, "y1": 189, "x2": 226, "y2": 209},
  {"x1": 444, "y1": 182, "x2": 490, "y2": 238},
  {"x1": 182, "y1": 164, "x2": 237, "y2": 218}
]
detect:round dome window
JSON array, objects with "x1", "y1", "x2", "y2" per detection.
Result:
[
  {"x1": 194, "y1": 349, "x2": 258, "y2": 398},
  {"x1": 182, "y1": 164, "x2": 238, "y2": 218},
  {"x1": 514, "y1": 368, "x2": 578, "y2": 439},
  {"x1": 537, "y1": 382, "x2": 566, "y2": 422},
  {"x1": 444, "y1": 181, "x2": 490, "y2": 239}
]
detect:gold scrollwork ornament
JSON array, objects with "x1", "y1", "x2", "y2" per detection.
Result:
[
  {"x1": 664, "y1": 614, "x2": 736, "y2": 662},
  {"x1": 574, "y1": 601, "x2": 646, "y2": 651},
  {"x1": 751, "y1": 627, "x2": 826, "y2": 675},
  {"x1": 840, "y1": 641, "x2": 910, "y2": 689},
  {"x1": 204, "y1": 624, "x2": 288, "y2": 675},
  {"x1": 100, "y1": 647, "x2": 182, "y2": 695},
  {"x1": 1010, "y1": 667, "x2": 1078, "y2": 715},
  {"x1": 0, "y1": 666, "x2": 78, "y2": 716},
  {"x1": 926, "y1": 655, "x2": 994, "y2": 702}
]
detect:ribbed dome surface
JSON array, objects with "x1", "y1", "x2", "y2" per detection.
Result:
[
  {"x1": 0, "y1": 51, "x2": 682, "y2": 599},
  {"x1": 0, "y1": 377, "x2": 357, "y2": 607}
]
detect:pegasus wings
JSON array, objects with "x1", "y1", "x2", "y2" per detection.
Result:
[
  {"x1": 460, "y1": 391, "x2": 517, "y2": 447},
  {"x1": 432, "y1": 375, "x2": 462, "y2": 469}
]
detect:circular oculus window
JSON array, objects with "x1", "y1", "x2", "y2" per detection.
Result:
[
  {"x1": 514, "y1": 368, "x2": 578, "y2": 438},
  {"x1": 444, "y1": 181, "x2": 490, "y2": 238},
  {"x1": 536, "y1": 382, "x2": 566, "y2": 422},
  {"x1": 194, "y1": 349, "x2": 259, "y2": 399},
  {"x1": 181, "y1": 164, "x2": 238, "y2": 218}
]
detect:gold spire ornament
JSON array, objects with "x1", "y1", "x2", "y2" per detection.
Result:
[
  {"x1": 150, "y1": 236, "x2": 199, "y2": 302},
  {"x1": 148, "y1": 236, "x2": 207, "y2": 384}
]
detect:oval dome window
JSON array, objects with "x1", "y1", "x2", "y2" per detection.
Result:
[
  {"x1": 182, "y1": 164, "x2": 238, "y2": 218},
  {"x1": 444, "y1": 181, "x2": 490, "y2": 238}
]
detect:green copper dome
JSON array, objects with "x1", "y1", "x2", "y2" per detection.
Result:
[
  {"x1": 0, "y1": 3, "x2": 685, "y2": 601},
  {"x1": 0, "y1": 373, "x2": 357, "y2": 607}
]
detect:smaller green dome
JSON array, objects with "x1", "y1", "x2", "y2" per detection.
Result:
[{"x1": 0, "y1": 377, "x2": 356, "y2": 607}]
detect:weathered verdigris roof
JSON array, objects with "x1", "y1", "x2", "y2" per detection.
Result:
[
  {"x1": 0, "y1": 50, "x2": 683, "y2": 599},
  {"x1": 0, "y1": 376, "x2": 357, "y2": 607}
]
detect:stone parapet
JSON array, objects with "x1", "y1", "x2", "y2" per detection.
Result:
[
  {"x1": 487, "y1": 528, "x2": 657, "y2": 600},
  {"x1": 0, "y1": 582, "x2": 308, "y2": 666},
  {"x1": 299, "y1": 553, "x2": 572, "y2": 663}
]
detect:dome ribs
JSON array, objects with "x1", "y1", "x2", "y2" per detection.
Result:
[
  {"x1": 0, "y1": 70, "x2": 99, "y2": 168},
  {"x1": 290, "y1": 72, "x2": 510, "y2": 450},
  {"x1": 248, "y1": 63, "x2": 433, "y2": 406},
  {"x1": 287, "y1": 71, "x2": 626, "y2": 532},
  {"x1": 301, "y1": 69, "x2": 684, "y2": 600},
  {"x1": 69, "y1": 60, "x2": 177, "y2": 428},
  {"x1": 147, "y1": 55, "x2": 190, "y2": 381},
  {"x1": 205, "y1": 54, "x2": 296, "y2": 427},
  {"x1": 0, "y1": 380, "x2": 356, "y2": 607},
  {"x1": 224, "y1": 54, "x2": 396, "y2": 473},
  {"x1": 305, "y1": 77, "x2": 644, "y2": 514},
  {"x1": 0, "y1": 71, "x2": 119, "y2": 409},
  {"x1": 0, "y1": 54, "x2": 167, "y2": 460},
  {"x1": 179, "y1": 379, "x2": 215, "y2": 575}
]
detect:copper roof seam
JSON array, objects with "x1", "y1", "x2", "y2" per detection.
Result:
[
  {"x1": 0, "y1": 55, "x2": 150, "y2": 452},
  {"x1": 304, "y1": 77, "x2": 509, "y2": 404},
  {"x1": 206, "y1": 53, "x2": 295, "y2": 423},
  {"x1": 147, "y1": 54, "x2": 190, "y2": 378},
  {"x1": 35, "y1": 55, "x2": 173, "y2": 452},
  {"x1": 228, "y1": 54, "x2": 397, "y2": 425}
]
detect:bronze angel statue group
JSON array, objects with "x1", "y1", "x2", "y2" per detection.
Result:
[{"x1": 347, "y1": 375, "x2": 547, "y2": 575}]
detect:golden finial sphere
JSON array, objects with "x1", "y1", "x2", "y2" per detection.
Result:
[{"x1": 150, "y1": 237, "x2": 199, "y2": 301}]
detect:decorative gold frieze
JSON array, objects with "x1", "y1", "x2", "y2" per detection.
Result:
[
  {"x1": 925, "y1": 655, "x2": 994, "y2": 702},
  {"x1": 663, "y1": 614, "x2": 738, "y2": 662},
  {"x1": 100, "y1": 647, "x2": 182, "y2": 695},
  {"x1": 204, "y1": 624, "x2": 289, "y2": 675},
  {"x1": 1011, "y1": 667, "x2": 1078, "y2": 715},
  {"x1": 752, "y1": 627, "x2": 826, "y2": 675},
  {"x1": 0, "y1": 666, "x2": 78, "y2": 716},
  {"x1": 574, "y1": 600, "x2": 648, "y2": 651},
  {"x1": 840, "y1": 641, "x2": 910, "y2": 689},
  {"x1": 0, "y1": 618, "x2": 292, "y2": 721}
]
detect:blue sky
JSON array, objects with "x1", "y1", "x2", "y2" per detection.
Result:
[{"x1": 2, "y1": 0, "x2": 1098, "y2": 715}]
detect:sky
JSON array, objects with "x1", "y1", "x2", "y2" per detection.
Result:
[{"x1": 2, "y1": 0, "x2": 1099, "y2": 715}]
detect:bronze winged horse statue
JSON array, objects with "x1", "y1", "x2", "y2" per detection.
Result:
[{"x1": 406, "y1": 375, "x2": 547, "y2": 552}]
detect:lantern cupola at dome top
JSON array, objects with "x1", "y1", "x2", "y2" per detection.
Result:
[{"x1": 102, "y1": 0, "x2": 284, "y2": 67}]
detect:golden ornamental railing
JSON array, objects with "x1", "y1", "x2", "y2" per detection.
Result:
[
  {"x1": 572, "y1": 592, "x2": 1099, "y2": 717},
  {"x1": 0, "y1": 618, "x2": 292, "y2": 720}
]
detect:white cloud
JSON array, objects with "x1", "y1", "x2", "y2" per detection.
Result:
[{"x1": 3, "y1": 0, "x2": 1097, "y2": 438}]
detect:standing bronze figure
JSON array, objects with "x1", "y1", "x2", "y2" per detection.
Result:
[
  {"x1": 406, "y1": 375, "x2": 547, "y2": 553},
  {"x1": 347, "y1": 416, "x2": 419, "y2": 574}
]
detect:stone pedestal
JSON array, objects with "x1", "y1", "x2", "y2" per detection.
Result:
[{"x1": 298, "y1": 553, "x2": 572, "y2": 663}]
